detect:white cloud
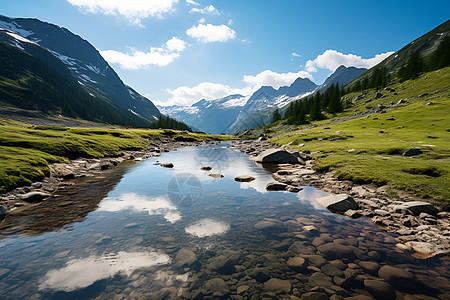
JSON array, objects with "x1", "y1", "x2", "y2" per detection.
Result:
[
  {"x1": 100, "y1": 37, "x2": 186, "y2": 70},
  {"x1": 67, "y1": 0, "x2": 179, "y2": 26},
  {"x1": 190, "y1": 5, "x2": 220, "y2": 15},
  {"x1": 185, "y1": 0, "x2": 200, "y2": 6},
  {"x1": 166, "y1": 82, "x2": 254, "y2": 106},
  {"x1": 186, "y1": 23, "x2": 235, "y2": 43},
  {"x1": 198, "y1": 18, "x2": 205, "y2": 23},
  {"x1": 243, "y1": 70, "x2": 313, "y2": 89},
  {"x1": 292, "y1": 52, "x2": 302, "y2": 58},
  {"x1": 166, "y1": 37, "x2": 187, "y2": 51},
  {"x1": 305, "y1": 49, "x2": 394, "y2": 72}
]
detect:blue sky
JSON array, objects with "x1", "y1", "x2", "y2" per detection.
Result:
[{"x1": 1, "y1": 0, "x2": 449, "y2": 106}]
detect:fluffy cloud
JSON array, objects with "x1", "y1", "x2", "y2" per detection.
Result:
[
  {"x1": 166, "y1": 82, "x2": 254, "y2": 106},
  {"x1": 243, "y1": 70, "x2": 313, "y2": 89},
  {"x1": 186, "y1": 24, "x2": 235, "y2": 43},
  {"x1": 292, "y1": 52, "x2": 301, "y2": 58},
  {"x1": 185, "y1": 0, "x2": 199, "y2": 6},
  {"x1": 305, "y1": 49, "x2": 394, "y2": 72},
  {"x1": 100, "y1": 37, "x2": 186, "y2": 70},
  {"x1": 67, "y1": 0, "x2": 178, "y2": 26},
  {"x1": 166, "y1": 37, "x2": 187, "y2": 51},
  {"x1": 190, "y1": 5, "x2": 220, "y2": 15}
]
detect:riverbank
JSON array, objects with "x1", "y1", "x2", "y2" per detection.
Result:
[
  {"x1": 0, "y1": 120, "x2": 233, "y2": 215},
  {"x1": 232, "y1": 140, "x2": 450, "y2": 258}
]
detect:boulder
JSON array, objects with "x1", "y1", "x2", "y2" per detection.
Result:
[
  {"x1": 315, "y1": 194, "x2": 358, "y2": 212},
  {"x1": 20, "y1": 191, "x2": 50, "y2": 203},
  {"x1": 287, "y1": 256, "x2": 307, "y2": 270},
  {"x1": 264, "y1": 278, "x2": 291, "y2": 294},
  {"x1": 317, "y1": 243, "x2": 356, "y2": 260},
  {"x1": 364, "y1": 280, "x2": 396, "y2": 300},
  {"x1": 160, "y1": 162, "x2": 174, "y2": 168},
  {"x1": 208, "y1": 173, "x2": 224, "y2": 178},
  {"x1": 300, "y1": 292, "x2": 329, "y2": 300},
  {"x1": 396, "y1": 201, "x2": 439, "y2": 216},
  {"x1": 308, "y1": 272, "x2": 333, "y2": 287},
  {"x1": 175, "y1": 248, "x2": 197, "y2": 267},
  {"x1": 204, "y1": 278, "x2": 229, "y2": 294},
  {"x1": 207, "y1": 251, "x2": 240, "y2": 274},
  {"x1": 321, "y1": 263, "x2": 343, "y2": 277},
  {"x1": 378, "y1": 265, "x2": 416, "y2": 290},
  {"x1": 254, "y1": 149, "x2": 301, "y2": 164},
  {"x1": 359, "y1": 261, "x2": 379, "y2": 274},
  {"x1": 249, "y1": 267, "x2": 270, "y2": 283},
  {"x1": 266, "y1": 182, "x2": 288, "y2": 191},
  {"x1": 403, "y1": 147, "x2": 422, "y2": 157},
  {"x1": 234, "y1": 175, "x2": 255, "y2": 182}
]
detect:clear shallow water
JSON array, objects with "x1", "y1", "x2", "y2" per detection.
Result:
[{"x1": 0, "y1": 143, "x2": 448, "y2": 299}]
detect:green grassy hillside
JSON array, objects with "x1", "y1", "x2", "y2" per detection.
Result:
[
  {"x1": 269, "y1": 67, "x2": 450, "y2": 204},
  {"x1": 0, "y1": 120, "x2": 233, "y2": 193}
]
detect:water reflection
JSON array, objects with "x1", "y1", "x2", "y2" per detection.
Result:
[
  {"x1": 98, "y1": 193, "x2": 181, "y2": 223},
  {"x1": 39, "y1": 251, "x2": 170, "y2": 292},
  {"x1": 185, "y1": 218, "x2": 230, "y2": 237}
]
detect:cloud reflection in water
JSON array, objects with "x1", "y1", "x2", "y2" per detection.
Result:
[
  {"x1": 98, "y1": 193, "x2": 181, "y2": 223},
  {"x1": 39, "y1": 251, "x2": 170, "y2": 292},
  {"x1": 185, "y1": 218, "x2": 230, "y2": 237}
]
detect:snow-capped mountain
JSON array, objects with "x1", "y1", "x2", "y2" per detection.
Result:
[
  {"x1": 0, "y1": 15, "x2": 160, "y2": 121},
  {"x1": 159, "y1": 94, "x2": 249, "y2": 134}
]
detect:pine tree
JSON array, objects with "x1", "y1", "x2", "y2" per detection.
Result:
[{"x1": 271, "y1": 108, "x2": 281, "y2": 123}]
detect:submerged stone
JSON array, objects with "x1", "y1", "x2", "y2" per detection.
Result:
[
  {"x1": 364, "y1": 279, "x2": 396, "y2": 300},
  {"x1": 264, "y1": 278, "x2": 291, "y2": 294},
  {"x1": 378, "y1": 265, "x2": 416, "y2": 290}
]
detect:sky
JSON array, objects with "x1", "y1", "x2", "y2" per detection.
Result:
[{"x1": 0, "y1": 0, "x2": 449, "y2": 106}]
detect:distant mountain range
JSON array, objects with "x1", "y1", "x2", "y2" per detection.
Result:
[
  {"x1": 160, "y1": 66, "x2": 366, "y2": 134},
  {"x1": 0, "y1": 15, "x2": 160, "y2": 126}
]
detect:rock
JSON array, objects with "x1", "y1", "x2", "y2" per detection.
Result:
[
  {"x1": 254, "y1": 149, "x2": 302, "y2": 164},
  {"x1": 266, "y1": 182, "x2": 288, "y2": 191},
  {"x1": 321, "y1": 263, "x2": 343, "y2": 277},
  {"x1": 378, "y1": 265, "x2": 416, "y2": 289},
  {"x1": 308, "y1": 272, "x2": 333, "y2": 287},
  {"x1": 237, "y1": 285, "x2": 249, "y2": 294},
  {"x1": 31, "y1": 182, "x2": 43, "y2": 188},
  {"x1": 234, "y1": 175, "x2": 255, "y2": 182},
  {"x1": 250, "y1": 267, "x2": 270, "y2": 283},
  {"x1": 124, "y1": 223, "x2": 139, "y2": 229},
  {"x1": 385, "y1": 117, "x2": 395, "y2": 121},
  {"x1": 315, "y1": 194, "x2": 358, "y2": 212},
  {"x1": 301, "y1": 292, "x2": 329, "y2": 300},
  {"x1": 264, "y1": 278, "x2": 291, "y2": 294},
  {"x1": 364, "y1": 280, "x2": 396, "y2": 300},
  {"x1": 204, "y1": 278, "x2": 229, "y2": 294},
  {"x1": 175, "y1": 248, "x2": 197, "y2": 267},
  {"x1": 175, "y1": 136, "x2": 197, "y2": 142},
  {"x1": 374, "y1": 92, "x2": 383, "y2": 99},
  {"x1": 405, "y1": 241, "x2": 436, "y2": 256},
  {"x1": 201, "y1": 166, "x2": 212, "y2": 171},
  {"x1": 396, "y1": 201, "x2": 439, "y2": 216},
  {"x1": 374, "y1": 209, "x2": 389, "y2": 216},
  {"x1": 403, "y1": 147, "x2": 422, "y2": 157},
  {"x1": 0, "y1": 206, "x2": 7, "y2": 221},
  {"x1": 287, "y1": 185, "x2": 303, "y2": 193},
  {"x1": 208, "y1": 173, "x2": 224, "y2": 178},
  {"x1": 304, "y1": 255, "x2": 326, "y2": 267},
  {"x1": 317, "y1": 243, "x2": 356, "y2": 260},
  {"x1": 160, "y1": 162, "x2": 174, "y2": 168},
  {"x1": 254, "y1": 220, "x2": 281, "y2": 231},
  {"x1": 287, "y1": 256, "x2": 307, "y2": 270},
  {"x1": 344, "y1": 209, "x2": 362, "y2": 218},
  {"x1": 20, "y1": 191, "x2": 50, "y2": 203},
  {"x1": 302, "y1": 225, "x2": 318, "y2": 232},
  {"x1": 358, "y1": 261, "x2": 379, "y2": 274},
  {"x1": 207, "y1": 251, "x2": 240, "y2": 274},
  {"x1": 396, "y1": 99, "x2": 407, "y2": 105}
]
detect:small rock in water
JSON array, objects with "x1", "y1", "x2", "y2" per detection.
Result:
[
  {"x1": 364, "y1": 279, "x2": 396, "y2": 300},
  {"x1": 286, "y1": 256, "x2": 306, "y2": 270},
  {"x1": 315, "y1": 194, "x2": 358, "y2": 212},
  {"x1": 264, "y1": 278, "x2": 291, "y2": 294},
  {"x1": 95, "y1": 236, "x2": 112, "y2": 245},
  {"x1": 208, "y1": 173, "x2": 224, "y2": 178},
  {"x1": 378, "y1": 265, "x2": 417, "y2": 290},
  {"x1": 287, "y1": 185, "x2": 303, "y2": 193},
  {"x1": 0, "y1": 206, "x2": 7, "y2": 221},
  {"x1": 0, "y1": 268, "x2": 11, "y2": 279},
  {"x1": 250, "y1": 267, "x2": 270, "y2": 282},
  {"x1": 345, "y1": 209, "x2": 362, "y2": 218},
  {"x1": 160, "y1": 162, "x2": 174, "y2": 168},
  {"x1": 266, "y1": 182, "x2": 288, "y2": 191},
  {"x1": 300, "y1": 292, "x2": 329, "y2": 300},
  {"x1": 20, "y1": 192, "x2": 51, "y2": 203},
  {"x1": 204, "y1": 278, "x2": 229, "y2": 294},
  {"x1": 124, "y1": 223, "x2": 139, "y2": 229},
  {"x1": 237, "y1": 285, "x2": 249, "y2": 294},
  {"x1": 234, "y1": 175, "x2": 255, "y2": 182},
  {"x1": 201, "y1": 166, "x2": 212, "y2": 171},
  {"x1": 254, "y1": 220, "x2": 282, "y2": 231},
  {"x1": 175, "y1": 248, "x2": 197, "y2": 267},
  {"x1": 302, "y1": 225, "x2": 318, "y2": 232}
]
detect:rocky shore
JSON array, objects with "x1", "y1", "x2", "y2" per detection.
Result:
[
  {"x1": 0, "y1": 138, "x2": 216, "y2": 216},
  {"x1": 232, "y1": 140, "x2": 450, "y2": 258}
]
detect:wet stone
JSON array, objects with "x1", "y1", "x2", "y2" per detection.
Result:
[
  {"x1": 264, "y1": 278, "x2": 292, "y2": 294},
  {"x1": 378, "y1": 265, "x2": 417, "y2": 290},
  {"x1": 287, "y1": 256, "x2": 307, "y2": 270},
  {"x1": 315, "y1": 194, "x2": 358, "y2": 212},
  {"x1": 308, "y1": 272, "x2": 333, "y2": 288},
  {"x1": 204, "y1": 278, "x2": 229, "y2": 294},
  {"x1": 358, "y1": 261, "x2": 379, "y2": 274},
  {"x1": 317, "y1": 243, "x2": 356, "y2": 260},
  {"x1": 300, "y1": 292, "x2": 329, "y2": 300},
  {"x1": 364, "y1": 279, "x2": 396, "y2": 300},
  {"x1": 234, "y1": 175, "x2": 255, "y2": 182},
  {"x1": 20, "y1": 192, "x2": 50, "y2": 203},
  {"x1": 175, "y1": 248, "x2": 197, "y2": 267},
  {"x1": 237, "y1": 285, "x2": 249, "y2": 294},
  {"x1": 250, "y1": 267, "x2": 270, "y2": 283},
  {"x1": 321, "y1": 264, "x2": 344, "y2": 277}
]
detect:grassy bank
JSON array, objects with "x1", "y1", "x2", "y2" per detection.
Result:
[
  {"x1": 0, "y1": 120, "x2": 234, "y2": 193},
  {"x1": 269, "y1": 67, "x2": 450, "y2": 204}
]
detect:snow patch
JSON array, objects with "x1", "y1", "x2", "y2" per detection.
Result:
[
  {"x1": 220, "y1": 96, "x2": 249, "y2": 108},
  {"x1": 0, "y1": 20, "x2": 34, "y2": 38},
  {"x1": 128, "y1": 109, "x2": 140, "y2": 116},
  {"x1": 79, "y1": 74, "x2": 98, "y2": 84},
  {"x1": 86, "y1": 64, "x2": 101, "y2": 75},
  {"x1": 50, "y1": 50, "x2": 78, "y2": 66},
  {"x1": 4, "y1": 30, "x2": 37, "y2": 45}
]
